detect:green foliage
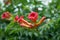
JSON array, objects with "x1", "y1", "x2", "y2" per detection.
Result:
[{"x1": 0, "y1": 0, "x2": 60, "y2": 40}]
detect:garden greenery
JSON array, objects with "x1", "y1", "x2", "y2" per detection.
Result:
[{"x1": 0, "y1": 0, "x2": 60, "y2": 40}]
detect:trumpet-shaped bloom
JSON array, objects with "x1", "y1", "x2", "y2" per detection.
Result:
[
  {"x1": 36, "y1": 16, "x2": 46, "y2": 26},
  {"x1": 28, "y1": 12, "x2": 38, "y2": 22},
  {"x1": 20, "y1": 23, "x2": 33, "y2": 28},
  {"x1": 18, "y1": 16, "x2": 24, "y2": 23},
  {"x1": 1, "y1": 12, "x2": 11, "y2": 19},
  {"x1": 14, "y1": 15, "x2": 19, "y2": 22}
]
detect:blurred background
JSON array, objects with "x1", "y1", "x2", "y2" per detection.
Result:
[{"x1": 0, "y1": 0, "x2": 60, "y2": 40}]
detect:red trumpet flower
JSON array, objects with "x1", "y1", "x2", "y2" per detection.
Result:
[
  {"x1": 18, "y1": 16, "x2": 32, "y2": 25},
  {"x1": 35, "y1": 16, "x2": 46, "y2": 26},
  {"x1": 17, "y1": 16, "x2": 33, "y2": 28},
  {"x1": 20, "y1": 23, "x2": 32, "y2": 28},
  {"x1": 17, "y1": 16, "x2": 24, "y2": 23},
  {"x1": 14, "y1": 15, "x2": 19, "y2": 22},
  {"x1": 28, "y1": 12, "x2": 38, "y2": 22},
  {"x1": 1, "y1": 12, "x2": 11, "y2": 19}
]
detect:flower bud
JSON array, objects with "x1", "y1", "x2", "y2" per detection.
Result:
[{"x1": 36, "y1": 16, "x2": 46, "y2": 26}]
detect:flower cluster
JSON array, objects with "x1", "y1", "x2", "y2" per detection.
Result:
[
  {"x1": 14, "y1": 15, "x2": 33, "y2": 28},
  {"x1": 1, "y1": 11, "x2": 46, "y2": 28},
  {"x1": 14, "y1": 12, "x2": 46, "y2": 28}
]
